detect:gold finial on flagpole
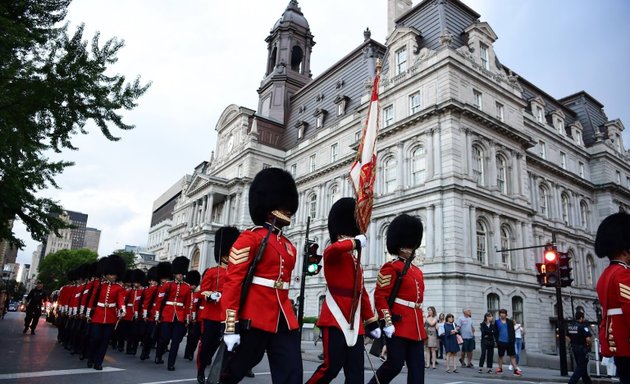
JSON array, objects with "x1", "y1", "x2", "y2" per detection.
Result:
[{"x1": 376, "y1": 57, "x2": 382, "y2": 76}]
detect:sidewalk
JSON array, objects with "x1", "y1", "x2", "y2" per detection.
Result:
[{"x1": 300, "y1": 340, "x2": 620, "y2": 383}]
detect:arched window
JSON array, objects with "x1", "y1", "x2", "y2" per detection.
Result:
[
  {"x1": 561, "y1": 193, "x2": 570, "y2": 225},
  {"x1": 487, "y1": 293, "x2": 500, "y2": 317},
  {"x1": 496, "y1": 155, "x2": 509, "y2": 194},
  {"x1": 539, "y1": 184, "x2": 550, "y2": 218},
  {"x1": 411, "y1": 145, "x2": 426, "y2": 185},
  {"x1": 381, "y1": 224, "x2": 392, "y2": 263},
  {"x1": 580, "y1": 200, "x2": 589, "y2": 229},
  {"x1": 291, "y1": 46, "x2": 303, "y2": 73},
  {"x1": 191, "y1": 248, "x2": 200, "y2": 270},
  {"x1": 472, "y1": 145, "x2": 485, "y2": 185},
  {"x1": 500, "y1": 225, "x2": 512, "y2": 269},
  {"x1": 308, "y1": 194, "x2": 317, "y2": 219},
  {"x1": 383, "y1": 156, "x2": 397, "y2": 194},
  {"x1": 328, "y1": 185, "x2": 339, "y2": 211},
  {"x1": 512, "y1": 296, "x2": 524, "y2": 324},
  {"x1": 476, "y1": 219, "x2": 488, "y2": 264},
  {"x1": 586, "y1": 254, "x2": 595, "y2": 287}
]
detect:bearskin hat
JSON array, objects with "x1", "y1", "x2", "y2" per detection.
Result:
[
  {"x1": 104, "y1": 254, "x2": 127, "y2": 278},
  {"x1": 214, "y1": 226, "x2": 241, "y2": 263},
  {"x1": 147, "y1": 266, "x2": 158, "y2": 282},
  {"x1": 172, "y1": 256, "x2": 189, "y2": 275},
  {"x1": 248, "y1": 168, "x2": 298, "y2": 226},
  {"x1": 86, "y1": 261, "x2": 98, "y2": 279},
  {"x1": 595, "y1": 211, "x2": 630, "y2": 259},
  {"x1": 328, "y1": 198, "x2": 361, "y2": 243},
  {"x1": 185, "y1": 270, "x2": 201, "y2": 287},
  {"x1": 96, "y1": 257, "x2": 108, "y2": 277},
  {"x1": 133, "y1": 269, "x2": 146, "y2": 285},
  {"x1": 157, "y1": 262, "x2": 172, "y2": 281},
  {"x1": 386, "y1": 214, "x2": 424, "y2": 255},
  {"x1": 122, "y1": 270, "x2": 134, "y2": 284}
]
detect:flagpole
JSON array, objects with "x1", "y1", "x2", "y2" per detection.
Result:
[{"x1": 348, "y1": 58, "x2": 382, "y2": 329}]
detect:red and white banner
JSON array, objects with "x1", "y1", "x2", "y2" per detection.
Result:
[{"x1": 349, "y1": 71, "x2": 380, "y2": 234}]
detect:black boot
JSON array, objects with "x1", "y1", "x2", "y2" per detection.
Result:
[{"x1": 197, "y1": 370, "x2": 205, "y2": 384}]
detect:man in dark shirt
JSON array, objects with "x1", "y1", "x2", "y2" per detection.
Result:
[
  {"x1": 494, "y1": 309, "x2": 522, "y2": 376},
  {"x1": 567, "y1": 311, "x2": 592, "y2": 384},
  {"x1": 24, "y1": 281, "x2": 47, "y2": 335}
]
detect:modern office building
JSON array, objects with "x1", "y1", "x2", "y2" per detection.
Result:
[
  {"x1": 147, "y1": 0, "x2": 629, "y2": 355},
  {"x1": 83, "y1": 227, "x2": 101, "y2": 253}
]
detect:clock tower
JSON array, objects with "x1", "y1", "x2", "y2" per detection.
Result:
[{"x1": 257, "y1": 1, "x2": 315, "y2": 125}]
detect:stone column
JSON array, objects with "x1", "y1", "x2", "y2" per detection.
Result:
[
  {"x1": 463, "y1": 205, "x2": 470, "y2": 261},
  {"x1": 492, "y1": 213, "x2": 501, "y2": 267},
  {"x1": 489, "y1": 142, "x2": 497, "y2": 188},
  {"x1": 427, "y1": 129, "x2": 435, "y2": 179},
  {"x1": 427, "y1": 205, "x2": 435, "y2": 260},
  {"x1": 397, "y1": 142, "x2": 404, "y2": 190},
  {"x1": 206, "y1": 194, "x2": 214, "y2": 224},
  {"x1": 470, "y1": 206, "x2": 477, "y2": 262}
]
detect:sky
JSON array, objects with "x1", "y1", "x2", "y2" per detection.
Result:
[{"x1": 13, "y1": 0, "x2": 630, "y2": 265}]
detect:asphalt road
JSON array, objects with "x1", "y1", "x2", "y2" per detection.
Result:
[{"x1": 0, "y1": 311, "x2": 573, "y2": 383}]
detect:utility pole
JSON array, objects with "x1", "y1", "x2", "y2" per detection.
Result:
[{"x1": 552, "y1": 233, "x2": 568, "y2": 377}]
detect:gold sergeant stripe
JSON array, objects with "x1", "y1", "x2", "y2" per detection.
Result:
[
  {"x1": 377, "y1": 273, "x2": 392, "y2": 288},
  {"x1": 229, "y1": 247, "x2": 250, "y2": 265},
  {"x1": 620, "y1": 283, "x2": 630, "y2": 300}
]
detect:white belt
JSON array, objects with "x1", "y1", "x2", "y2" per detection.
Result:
[
  {"x1": 166, "y1": 301, "x2": 184, "y2": 307},
  {"x1": 126, "y1": 303, "x2": 134, "y2": 307},
  {"x1": 394, "y1": 298, "x2": 423, "y2": 309},
  {"x1": 251, "y1": 276, "x2": 289, "y2": 290},
  {"x1": 199, "y1": 306, "x2": 205, "y2": 310},
  {"x1": 96, "y1": 302, "x2": 116, "y2": 308},
  {"x1": 607, "y1": 308, "x2": 623, "y2": 315}
]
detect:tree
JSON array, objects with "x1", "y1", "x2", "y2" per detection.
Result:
[
  {"x1": 0, "y1": 0, "x2": 151, "y2": 249},
  {"x1": 112, "y1": 249, "x2": 137, "y2": 270},
  {"x1": 37, "y1": 248, "x2": 98, "y2": 291}
]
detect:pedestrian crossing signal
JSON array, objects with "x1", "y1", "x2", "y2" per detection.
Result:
[{"x1": 306, "y1": 241, "x2": 322, "y2": 276}]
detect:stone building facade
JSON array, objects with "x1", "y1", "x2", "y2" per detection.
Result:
[{"x1": 147, "y1": 0, "x2": 629, "y2": 354}]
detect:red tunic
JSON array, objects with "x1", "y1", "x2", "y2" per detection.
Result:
[
  {"x1": 57, "y1": 284, "x2": 73, "y2": 315},
  {"x1": 142, "y1": 284, "x2": 159, "y2": 322},
  {"x1": 198, "y1": 265, "x2": 227, "y2": 322},
  {"x1": 68, "y1": 283, "x2": 83, "y2": 316},
  {"x1": 191, "y1": 290, "x2": 202, "y2": 322},
  {"x1": 79, "y1": 279, "x2": 98, "y2": 316},
  {"x1": 154, "y1": 281, "x2": 192, "y2": 323},
  {"x1": 222, "y1": 227, "x2": 298, "y2": 333},
  {"x1": 316, "y1": 238, "x2": 377, "y2": 335},
  {"x1": 87, "y1": 281, "x2": 126, "y2": 324},
  {"x1": 596, "y1": 260, "x2": 630, "y2": 357},
  {"x1": 122, "y1": 287, "x2": 143, "y2": 321},
  {"x1": 374, "y1": 258, "x2": 427, "y2": 341}
]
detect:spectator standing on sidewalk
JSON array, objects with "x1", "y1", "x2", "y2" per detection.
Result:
[
  {"x1": 437, "y1": 313, "x2": 445, "y2": 359},
  {"x1": 478, "y1": 312, "x2": 496, "y2": 373},
  {"x1": 456, "y1": 308, "x2": 475, "y2": 367},
  {"x1": 424, "y1": 306, "x2": 438, "y2": 369},
  {"x1": 443, "y1": 313, "x2": 460, "y2": 373},
  {"x1": 494, "y1": 309, "x2": 521, "y2": 376},
  {"x1": 512, "y1": 321, "x2": 525, "y2": 371}
]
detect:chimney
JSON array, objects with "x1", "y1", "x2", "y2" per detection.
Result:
[{"x1": 388, "y1": 0, "x2": 413, "y2": 35}]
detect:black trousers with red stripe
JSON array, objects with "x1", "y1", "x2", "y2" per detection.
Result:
[
  {"x1": 368, "y1": 335, "x2": 424, "y2": 384},
  {"x1": 306, "y1": 326, "x2": 365, "y2": 384},
  {"x1": 197, "y1": 319, "x2": 223, "y2": 374}
]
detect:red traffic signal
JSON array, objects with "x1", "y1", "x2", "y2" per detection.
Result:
[
  {"x1": 542, "y1": 243, "x2": 559, "y2": 287},
  {"x1": 544, "y1": 243, "x2": 558, "y2": 263},
  {"x1": 558, "y1": 252, "x2": 573, "y2": 287}
]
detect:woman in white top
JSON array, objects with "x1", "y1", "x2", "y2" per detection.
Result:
[
  {"x1": 437, "y1": 313, "x2": 446, "y2": 359},
  {"x1": 513, "y1": 322, "x2": 525, "y2": 370}
]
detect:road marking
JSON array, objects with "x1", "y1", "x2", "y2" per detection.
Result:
[
  {"x1": 0, "y1": 367, "x2": 124, "y2": 380},
  {"x1": 138, "y1": 371, "x2": 320, "y2": 384}
]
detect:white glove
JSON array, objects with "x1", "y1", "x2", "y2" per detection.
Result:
[
  {"x1": 210, "y1": 291, "x2": 222, "y2": 302},
  {"x1": 224, "y1": 334, "x2": 241, "y2": 352},
  {"x1": 354, "y1": 234, "x2": 367, "y2": 248},
  {"x1": 370, "y1": 327, "x2": 382, "y2": 339},
  {"x1": 383, "y1": 325, "x2": 395, "y2": 338}
]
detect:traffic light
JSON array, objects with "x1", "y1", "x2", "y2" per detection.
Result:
[
  {"x1": 543, "y1": 243, "x2": 559, "y2": 287},
  {"x1": 305, "y1": 241, "x2": 322, "y2": 276},
  {"x1": 558, "y1": 252, "x2": 573, "y2": 287},
  {"x1": 535, "y1": 262, "x2": 547, "y2": 286}
]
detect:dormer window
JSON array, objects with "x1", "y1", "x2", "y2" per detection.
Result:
[
  {"x1": 530, "y1": 97, "x2": 546, "y2": 125},
  {"x1": 395, "y1": 47, "x2": 407, "y2": 75},
  {"x1": 296, "y1": 120, "x2": 308, "y2": 140},
  {"x1": 313, "y1": 108, "x2": 327, "y2": 128},
  {"x1": 473, "y1": 89, "x2": 483, "y2": 110},
  {"x1": 555, "y1": 118, "x2": 564, "y2": 134},
  {"x1": 536, "y1": 106, "x2": 544, "y2": 124},
  {"x1": 480, "y1": 43, "x2": 489, "y2": 70},
  {"x1": 334, "y1": 95, "x2": 349, "y2": 116}
]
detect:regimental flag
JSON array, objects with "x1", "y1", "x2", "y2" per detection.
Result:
[{"x1": 349, "y1": 61, "x2": 381, "y2": 234}]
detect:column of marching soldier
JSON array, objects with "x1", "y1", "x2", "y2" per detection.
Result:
[{"x1": 51, "y1": 168, "x2": 428, "y2": 384}]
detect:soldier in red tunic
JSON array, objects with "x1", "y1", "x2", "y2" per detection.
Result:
[
  {"x1": 139, "y1": 265, "x2": 161, "y2": 361},
  {"x1": 594, "y1": 211, "x2": 630, "y2": 383},
  {"x1": 196, "y1": 226, "x2": 240, "y2": 384},
  {"x1": 369, "y1": 214, "x2": 426, "y2": 384},
  {"x1": 86, "y1": 254, "x2": 127, "y2": 370},
  {"x1": 307, "y1": 197, "x2": 380, "y2": 384},
  {"x1": 125, "y1": 269, "x2": 146, "y2": 355},
  {"x1": 184, "y1": 270, "x2": 202, "y2": 360},
  {"x1": 154, "y1": 256, "x2": 192, "y2": 371},
  {"x1": 220, "y1": 168, "x2": 302, "y2": 384}
]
